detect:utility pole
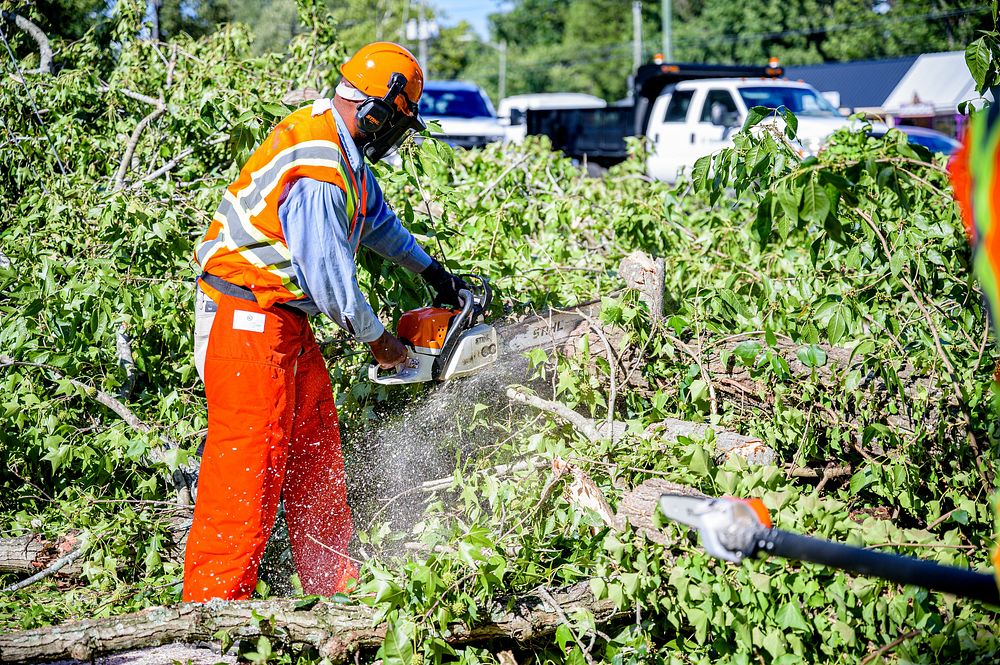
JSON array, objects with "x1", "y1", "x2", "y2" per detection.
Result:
[
  {"x1": 418, "y1": 0, "x2": 428, "y2": 75},
  {"x1": 632, "y1": 0, "x2": 643, "y2": 72},
  {"x1": 661, "y1": 0, "x2": 672, "y2": 61},
  {"x1": 498, "y1": 40, "x2": 507, "y2": 101}
]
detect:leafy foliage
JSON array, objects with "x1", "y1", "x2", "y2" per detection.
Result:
[{"x1": 1, "y1": 5, "x2": 999, "y2": 665}]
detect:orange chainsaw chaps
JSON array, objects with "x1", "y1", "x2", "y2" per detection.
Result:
[{"x1": 183, "y1": 290, "x2": 357, "y2": 601}]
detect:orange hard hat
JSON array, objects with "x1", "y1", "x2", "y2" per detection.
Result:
[{"x1": 340, "y1": 42, "x2": 424, "y2": 116}]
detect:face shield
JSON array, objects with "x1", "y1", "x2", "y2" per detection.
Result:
[
  {"x1": 341, "y1": 73, "x2": 425, "y2": 163},
  {"x1": 362, "y1": 111, "x2": 425, "y2": 162}
]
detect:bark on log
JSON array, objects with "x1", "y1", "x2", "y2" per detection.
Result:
[
  {"x1": 0, "y1": 582, "x2": 621, "y2": 664},
  {"x1": 0, "y1": 533, "x2": 84, "y2": 576},
  {"x1": 613, "y1": 479, "x2": 707, "y2": 545}
]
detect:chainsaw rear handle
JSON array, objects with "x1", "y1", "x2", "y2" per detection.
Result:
[
  {"x1": 432, "y1": 288, "x2": 475, "y2": 380},
  {"x1": 755, "y1": 529, "x2": 1000, "y2": 606}
]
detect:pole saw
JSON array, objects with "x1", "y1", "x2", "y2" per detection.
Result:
[{"x1": 657, "y1": 493, "x2": 1000, "y2": 605}]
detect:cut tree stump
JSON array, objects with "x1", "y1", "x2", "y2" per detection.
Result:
[{"x1": 0, "y1": 582, "x2": 622, "y2": 664}]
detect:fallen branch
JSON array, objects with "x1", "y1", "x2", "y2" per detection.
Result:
[
  {"x1": 0, "y1": 582, "x2": 621, "y2": 664},
  {"x1": 506, "y1": 386, "x2": 604, "y2": 442},
  {"x1": 1, "y1": 11, "x2": 52, "y2": 75},
  {"x1": 506, "y1": 385, "x2": 777, "y2": 466},
  {"x1": 3, "y1": 533, "x2": 88, "y2": 593},
  {"x1": 113, "y1": 103, "x2": 167, "y2": 190},
  {"x1": 131, "y1": 134, "x2": 229, "y2": 187}
]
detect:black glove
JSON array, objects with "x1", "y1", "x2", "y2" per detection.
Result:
[{"x1": 421, "y1": 258, "x2": 470, "y2": 308}]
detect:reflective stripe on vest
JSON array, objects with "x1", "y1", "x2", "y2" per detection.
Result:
[{"x1": 194, "y1": 107, "x2": 364, "y2": 308}]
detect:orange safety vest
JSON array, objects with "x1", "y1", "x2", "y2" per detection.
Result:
[{"x1": 195, "y1": 104, "x2": 368, "y2": 310}]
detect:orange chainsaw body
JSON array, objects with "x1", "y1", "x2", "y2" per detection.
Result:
[{"x1": 396, "y1": 307, "x2": 456, "y2": 351}]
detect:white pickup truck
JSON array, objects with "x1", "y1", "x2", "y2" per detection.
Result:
[
  {"x1": 645, "y1": 78, "x2": 851, "y2": 181},
  {"x1": 526, "y1": 63, "x2": 854, "y2": 181}
]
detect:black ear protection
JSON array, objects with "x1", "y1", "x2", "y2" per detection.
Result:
[{"x1": 356, "y1": 72, "x2": 409, "y2": 135}]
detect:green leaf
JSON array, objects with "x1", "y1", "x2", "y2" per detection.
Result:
[
  {"x1": 733, "y1": 340, "x2": 762, "y2": 367},
  {"x1": 691, "y1": 155, "x2": 711, "y2": 190},
  {"x1": 779, "y1": 107, "x2": 798, "y2": 139},
  {"x1": 754, "y1": 193, "x2": 774, "y2": 245},
  {"x1": 827, "y1": 305, "x2": 849, "y2": 345},
  {"x1": 743, "y1": 105, "x2": 772, "y2": 129},
  {"x1": 801, "y1": 174, "x2": 831, "y2": 223},
  {"x1": 294, "y1": 595, "x2": 321, "y2": 611},
  {"x1": 850, "y1": 467, "x2": 874, "y2": 494},
  {"x1": 796, "y1": 344, "x2": 828, "y2": 368},
  {"x1": 966, "y1": 37, "x2": 992, "y2": 91},
  {"x1": 775, "y1": 602, "x2": 809, "y2": 632},
  {"x1": 376, "y1": 616, "x2": 414, "y2": 665},
  {"x1": 776, "y1": 184, "x2": 801, "y2": 224}
]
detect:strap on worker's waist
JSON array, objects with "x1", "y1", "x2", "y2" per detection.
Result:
[{"x1": 198, "y1": 273, "x2": 303, "y2": 314}]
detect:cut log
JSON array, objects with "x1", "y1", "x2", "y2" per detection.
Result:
[
  {"x1": 0, "y1": 533, "x2": 84, "y2": 576},
  {"x1": 619, "y1": 252, "x2": 664, "y2": 320},
  {"x1": 613, "y1": 479, "x2": 707, "y2": 545},
  {"x1": 0, "y1": 582, "x2": 621, "y2": 664}
]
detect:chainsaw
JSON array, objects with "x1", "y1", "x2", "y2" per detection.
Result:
[{"x1": 369, "y1": 274, "x2": 499, "y2": 385}]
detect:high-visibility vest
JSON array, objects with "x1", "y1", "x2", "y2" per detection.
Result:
[{"x1": 195, "y1": 104, "x2": 368, "y2": 310}]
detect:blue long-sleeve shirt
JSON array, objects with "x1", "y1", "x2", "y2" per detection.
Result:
[{"x1": 277, "y1": 103, "x2": 432, "y2": 342}]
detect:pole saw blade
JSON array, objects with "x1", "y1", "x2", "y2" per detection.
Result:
[{"x1": 657, "y1": 493, "x2": 1000, "y2": 605}]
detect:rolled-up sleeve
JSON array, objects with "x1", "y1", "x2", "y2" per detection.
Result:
[
  {"x1": 359, "y1": 168, "x2": 433, "y2": 273},
  {"x1": 278, "y1": 178, "x2": 385, "y2": 343}
]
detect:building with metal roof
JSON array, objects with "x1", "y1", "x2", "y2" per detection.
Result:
[
  {"x1": 785, "y1": 52, "x2": 979, "y2": 136},
  {"x1": 784, "y1": 56, "x2": 917, "y2": 112}
]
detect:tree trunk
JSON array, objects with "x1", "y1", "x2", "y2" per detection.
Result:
[{"x1": 0, "y1": 582, "x2": 621, "y2": 664}]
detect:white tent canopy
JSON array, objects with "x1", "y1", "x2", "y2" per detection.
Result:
[{"x1": 882, "y1": 51, "x2": 979, "y2": 117}]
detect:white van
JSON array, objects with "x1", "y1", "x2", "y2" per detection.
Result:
[{"x1": 498, "y1": 93, "x2": 606, "y2": 143}]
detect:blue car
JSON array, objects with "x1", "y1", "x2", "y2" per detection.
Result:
[{"x1": 872, "y1": 125, "x2": 961, "y2": 155}]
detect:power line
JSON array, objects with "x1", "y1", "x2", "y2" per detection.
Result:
[
  {"x1": 0, "y1": 22, "x2": 67, "y2": 175},
  {"x1": 670, "y1": 5, "x2": 989, "y2": 47},
  {"x1": 499, "y1": 5, "x2": 988, "y2": 74}
]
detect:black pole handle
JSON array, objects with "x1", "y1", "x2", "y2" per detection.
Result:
[{"x1": 759, "y1": 529, "x2": 1000, "y2": 606}]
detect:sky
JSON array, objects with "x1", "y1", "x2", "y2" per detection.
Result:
[{"x1": 431, "y1": 0, "x2": 511, "y2": 40}]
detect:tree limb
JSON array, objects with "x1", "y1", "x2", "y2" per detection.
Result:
[
  {"x1": 0, "y1": 533, "x2": 84, "y2": 575},
  {"x1": 1, "y1": 11, "x2": 52, "y2": 75},
  {"x1": 506, "y1": 386, "x2": 605, "y2": 442},
  {"x1": 113, "y1": 103, "x2": 167, "y2": 190},
  {"x1": 0, "y1": 582, "x2": 621, "y2": 664}
]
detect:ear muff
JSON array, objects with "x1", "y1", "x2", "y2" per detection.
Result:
[{"x1": 355, "y1": 97, "x2": 396, "y2": 135}]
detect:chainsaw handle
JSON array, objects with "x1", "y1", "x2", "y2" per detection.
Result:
[{"x1": 758, "y1": 529, "x2": 1000, "y2": 606}]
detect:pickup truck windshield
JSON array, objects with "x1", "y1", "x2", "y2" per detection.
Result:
[
  {"x1": 737, "y1": 87, "x2": 840, "y2": 117},
  {"x1": 419, "y1": 89, "x2": 495, "y2": 119}
]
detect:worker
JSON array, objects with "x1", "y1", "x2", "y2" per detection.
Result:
[{"x1": 182, "y1": 42, "x2": 468, "y2": 602}]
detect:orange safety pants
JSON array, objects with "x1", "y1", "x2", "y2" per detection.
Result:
[{"x1": 183, "y1": 284, "x2": 358, "y2": 601}]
